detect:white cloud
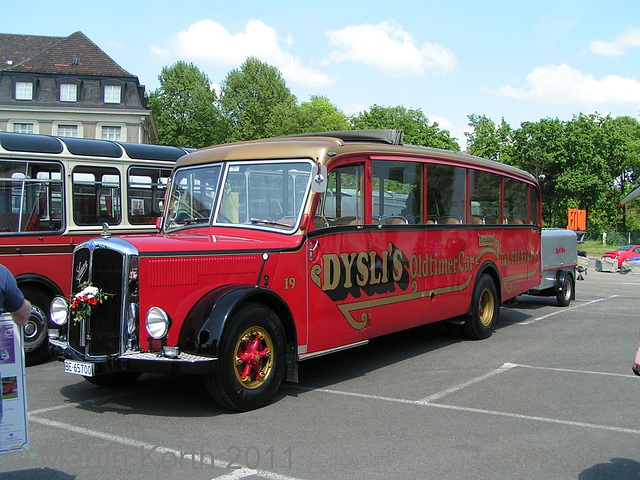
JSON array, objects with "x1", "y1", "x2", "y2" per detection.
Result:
[
  {"x1": 323, "y1": 22, "x2": 457, "y2": 76},
  {"x1": 151, "y1": 19, "x2": 335, "y2": 87},
  {"x1": 494, "y1": 64, "x2": 640, "y2": 105},
  {"x1": 588, "y1": 26, "x2": 640, "y2": 56}
]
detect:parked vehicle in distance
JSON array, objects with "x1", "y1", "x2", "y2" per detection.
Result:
[
  {"x1": 525, "y1": 228, "x2": 577, "y2": 306},
  {"x1": 601, "y1": 245, "x2": 640, "y2": 269},
  {"x1": 0, "y1": 131, "x2": 190, "y2": 365}
]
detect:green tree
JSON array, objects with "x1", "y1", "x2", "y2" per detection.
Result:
[
  {"x1": 148, "y1": 61, "x2": 223, "y2": 148},
  {"x1": 351, "y1": 105, "x2": 460, "y2": 151},
  {"x1": 297, "y1": 95, "x2": 350, "y2": 133},
  {"x1": 219, "y1": 57, "x2": 299, "y2": 142},
  {"x1": 465, "y1": 114, "x2": 513, "y2": 162}
]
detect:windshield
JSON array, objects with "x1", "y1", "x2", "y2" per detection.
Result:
[
  {"x1": 166, "y1": 165, "x2": 222, "y2": 231},
  {"x1": 165, "y1": 160, "x2": 313, "y2": 232}
]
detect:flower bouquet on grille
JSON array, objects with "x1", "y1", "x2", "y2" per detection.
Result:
[{"x1": 71, "y1": 283, "x2": 113, "y2": 325}]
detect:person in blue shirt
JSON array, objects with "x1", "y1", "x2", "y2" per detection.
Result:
[{"x1": 0, "y1": 264, "x2": 30, "y2": 326}]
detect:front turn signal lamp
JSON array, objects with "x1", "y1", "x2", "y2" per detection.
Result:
[{"x1": 50, "y1": 297, "x2": 69, "y2": 326}]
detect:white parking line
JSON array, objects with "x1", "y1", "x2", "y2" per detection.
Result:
[
  {"x1": 417, "y1": 362, "x2": 517, "y2": 403},
  {"x1": 287, "y1": 361, "x2": 640, "y2": 436},
  {"x1": 516, "y1": 295, "x2": 618, "y2": 325}
]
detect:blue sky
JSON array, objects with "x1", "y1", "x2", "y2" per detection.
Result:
[{"x1": 3, "y1": 0, "x2": 640, "y2": 148}]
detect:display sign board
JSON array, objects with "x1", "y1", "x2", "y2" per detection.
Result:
[
  {"x1": 0, "y1": 314, "x2": 29, "y2": 454},
  {"x1": 567, "y1": 208, "x2": 587, "y2": 231}
]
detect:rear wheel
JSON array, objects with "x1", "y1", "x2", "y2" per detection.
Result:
[
  {"x1": 463, "y1": 275, "x2": 499, "y2": 340},
  {"x1": 20, "y1": 287, "x2": 51, "y2": 366},
  {"x1": 205, "y1": 302, "x2": 285, "y2": 411},
  {"x1": 556, "y1": 273, "x2": 574, "y2": 307}
]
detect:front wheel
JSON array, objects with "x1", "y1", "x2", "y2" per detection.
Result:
[
  {"x1": 463, "y1": 275, "x2": 499, "y2": 340},
  {"x1": 205, "y1": 303, "x2": 285, "y2": 411},
  {"x1": 20, "y1": 287, "x2": 52, "y2": 366}
]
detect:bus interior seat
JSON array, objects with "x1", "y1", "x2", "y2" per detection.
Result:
[{"x1": 377, "y1": 216, "x2": 408, "y2": 225}]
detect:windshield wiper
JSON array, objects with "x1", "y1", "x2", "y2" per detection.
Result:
[
  {"x1": 250, "y1": 218, "x2": 293, "y2": 228},
  {"x1": 184, "y1": 217, "x2": 210, "y2": 225}
]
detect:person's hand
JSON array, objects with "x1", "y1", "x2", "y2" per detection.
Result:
[
  {"x1": 633, "y1": 348, "x2": 640, "y2": 376},
  {"x1": 10, "y1": 299, "x2": 31, "y2": 326}
]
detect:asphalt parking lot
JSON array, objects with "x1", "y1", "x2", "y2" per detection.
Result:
[{"x1": 2, "y1": 261, "x2": 640, "y2": 480}]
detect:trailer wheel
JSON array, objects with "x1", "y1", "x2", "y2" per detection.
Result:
[
  {"x1": 205, "y1": 303, "x2": 285, "y2": 411},
  {"x1": 21, "y1": 286, "x2": 51, "y2": 366},
  {"x1": 464, "y1": 275, "x2": 499, "y2": 340},
  {"x1": 556, "y1": 273, "x2": 574, "y2": 307}
]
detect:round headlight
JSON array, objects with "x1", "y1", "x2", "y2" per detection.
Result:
[
  {"x1": 145, "y1": 307, "x2": 170, "y2": 339},
  {"x1": 50, "y1": 297, "x2": 68, "y2": 326}
]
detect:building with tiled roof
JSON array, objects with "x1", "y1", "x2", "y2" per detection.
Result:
[{"x1": 0, "y1": 31, "x2": 156, "y2": 143}]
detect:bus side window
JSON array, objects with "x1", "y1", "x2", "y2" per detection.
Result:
[
  {"x1": 128, "y1": 167, "x2": 172, "y2": 224},
  {"x1": 469, "y1": 169, "x2": 501, "y2": 225},
  {"x1": 529, "y1": 186, "x2": 540, "y2": 226},
  {"x1": 0, "y1": 161, "x2": 63, "y2": 233},
  {"x1": 504, "y1": 178, "x2": 527, "y2": 225},
  {"x1": 73, "y1": 166, "x2": 122, "y2": 225},
  {"x1": 427, "y1": 164, "x2": 466, "y2": 224},
  {"x1": 318, "y1": 164, "x2": 363, "y2": 227},
  {"x1": 371, "y1": 160, "x2": 422, "y2": 225}
]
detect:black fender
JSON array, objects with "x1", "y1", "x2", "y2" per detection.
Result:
[
  {"x1": 554, "y1": 270, "x2": 575, "y2": 300},
  {"x1": 178, "y1": 285, "x2": 299, "y2": 382},
  {"x1": 14, "y1": 273, "x2": 64, "y2": 299}
]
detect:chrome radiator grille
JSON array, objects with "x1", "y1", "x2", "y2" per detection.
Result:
[{"x1": 68, "y1": 246, "x2": 124, "y2": 357}]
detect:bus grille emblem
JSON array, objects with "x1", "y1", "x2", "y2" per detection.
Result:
[{"x1": 75, "y1": 261, "x2": 88, "y2": 283}]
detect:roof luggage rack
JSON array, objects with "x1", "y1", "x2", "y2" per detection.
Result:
[{"x1": 286, "y1": 129, "x2": 403, "y2": 145}]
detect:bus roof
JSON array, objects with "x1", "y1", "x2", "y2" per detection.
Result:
[
  {"x1": 0, "y1": 131, "x2": 190, "y2": 162},
  {"x1": 176, "y1": 130, "x2": 538, "y2": 185}
]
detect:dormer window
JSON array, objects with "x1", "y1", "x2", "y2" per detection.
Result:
[
  {"x1": 60, "y1": 83, "x2": 77, "y2": 102},
  {"x1": 15, "y1": 81, "x2": 33, "y2": 100},
  {"x1": 104, "y1": 85, "x2": 121, "y2": 104}
]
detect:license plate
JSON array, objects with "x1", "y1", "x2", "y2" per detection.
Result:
[{"x1": 64, "y1": 359, "x2": 95, "y2": 377}]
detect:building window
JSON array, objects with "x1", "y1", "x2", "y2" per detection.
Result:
[
  {"x1": 104, "y1": 85, "x2": 121, "y2": 104},
  {"x1": 15, "y1": 82, "x2": 33, "y2": 100},
  {"x1": 60, "y1": 84, "x2": 77, "y2": 102},
  {"x1": 101, "y1": 126, "x2": 121, "y2": 141},
  {"x1": 13, "y1": 123, "x2": 34, "y2": 134},
  {"x1": 58, "y1": 125, "x2": 78, "y2": 137}
]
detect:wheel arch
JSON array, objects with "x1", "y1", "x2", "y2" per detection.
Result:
[
  {"x1": 555, "y1": 269, "x2": 576, "y2": 300},
  {"x1": 14, "y1": 273, "x2": 64, "y2": 299},
  {"x1": 178, "y1": 285, "x2": 298, "y2": 382},
  {"x1": 468, "y1": 261, "x2": 502, "y2": 315}
]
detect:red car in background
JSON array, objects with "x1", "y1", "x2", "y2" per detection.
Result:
[{"x1": 601, "y1": 245, "x2": 640, "y2": 269}]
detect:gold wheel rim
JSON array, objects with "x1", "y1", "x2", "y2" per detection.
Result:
[
  {"x1": 233, "y1": 326, "x2": 274, "y2": 389},
  {"x1": 478, "y1": 288, "x2": 495, "y2": 327}
]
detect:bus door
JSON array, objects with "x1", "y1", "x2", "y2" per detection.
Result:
[
  {"x1": 500, "y1": 177, "x2": 538, "y2": 296},
  {"x1": 307, "y1": 162, "x2": 371, "y2": 353},
  {"x1": 366, "y1": 159, "x2": 425, "y2": 336}
]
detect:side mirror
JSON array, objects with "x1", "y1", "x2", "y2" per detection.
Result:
[
  {"x1": 311, "y1": 164, "x2": 328, "y2": 193},
  {"x1": 155, "y1": 217, "x2": 163, "y2": 230}
]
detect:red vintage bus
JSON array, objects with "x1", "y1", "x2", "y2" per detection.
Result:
[
  {"x1": 49, "y1": 130, "x2": 542, "y2": 410},
  {"x1": 0, "y1": 131, "x2": 189, "y2": 364}
]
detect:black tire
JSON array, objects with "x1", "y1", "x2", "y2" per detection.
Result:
[
  {"x1": 205, "y1": 302, "x2": 285, "y2": 411},
  {"x1": 556, "y1": 274, "x2": 574, "y2": 307},
  {"x1": 85, "y1": 371, "x2": 142, "y2": 388},
  {"x1": 21, "y1": 286, "x2": 52, "y2": 366},
  {"x1": 463, "y1": 275, "x2": 499, "y2": 340}
]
